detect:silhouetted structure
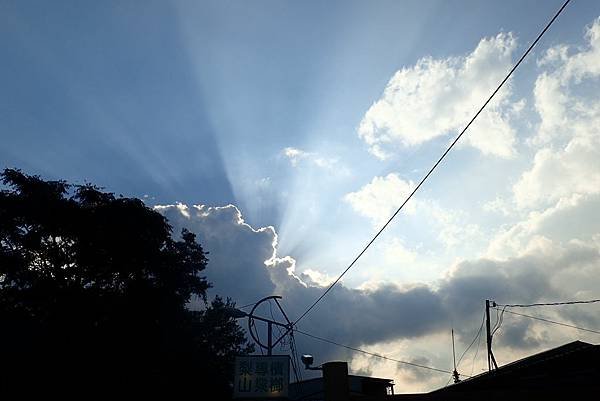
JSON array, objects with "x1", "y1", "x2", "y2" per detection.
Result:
[
  {"x1": 290, "y1": 341, "x2": 600, "y2": 401},
  {"x1": 289, "y1": 371, "x2": 394, "y2": 400},
  {"x1": 391, "y1": 340, "x2": 600, "y2": 401}
]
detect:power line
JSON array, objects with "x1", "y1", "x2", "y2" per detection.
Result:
[
  {"x1": 457, "y1": 311, "x2": 486, "y2": 369},
  {"x1": 291, "y1": 332, "x2": 303, "y2": 381},
  {"x1": 496, "y1": 299, "x2": 600, "y2": 308},
  {"x1": 491, "y1": 306, "x2": 508, "y2": 338},
  {"x1": 492, "y1": 307, "x2": 600, "y2": 335},
  {"x1": 293, "y1": 0, "x2": 572, "y2": 326},
  {"x1": 238, "y1": 302, "x2": 257, "y2": 310},
  {"x1": 470, "y1": 325, "x2": 484, "y2": 377},
  {"x1": 294, "y1": 328, "x2": 462, "y2": 376},
  {"x1": 266, "y1": 299, "x2": 288, "y2": 351},
  {"x1": 445, "y1": 312, "x2": 485, "y2": 386},
  {"x1": 289, "y1": 332, "x2": 302, "y2": 383}
]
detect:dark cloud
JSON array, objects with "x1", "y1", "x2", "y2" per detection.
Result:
[
  {"x1": 396, "y1": 356, "x2": 432, "y2": 381},
  {"x1": 156, "y1": 203, "x2": 600, "y2": 367},
  {"x1": 494, "y1": 318, "x2": 543, "y2": 350},
  {"x1": 156, "y1": 204, "x2": 276, "y2": 307}
]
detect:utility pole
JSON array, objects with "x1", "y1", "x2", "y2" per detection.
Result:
[{"x1": 485, "y1": 300, "x2": 499, "y2": 372}]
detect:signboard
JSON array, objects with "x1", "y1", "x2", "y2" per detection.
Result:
[{"x1": 233, "y1": 355, "x2": 290, "y2": 399}]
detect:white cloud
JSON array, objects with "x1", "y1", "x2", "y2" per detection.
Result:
[
  {"x1": 282, "y1": 147, "x2": 308, "y2": 167},
  {"x1": 515, "y1": 18, "x2": 600, "y2": 209},
  {"x1": 532, "y1": 72, "x2": 568, "y2": 145},
  {"x1": 344, "y1": 173, "x2": 416, "y2": 226},
  {"x1": 513, "y1": 137, "x2": 600, "y2": 209},
  {"x1": 487, "y1": 193, "x2": 600, "y2": 259},
  {"x1": 382, "y1": 237, "x2": 417, "y2": 266},
  {"x1": 483, "y1": 197, "x2": 512, "y2": 216},
  {"x1": 300, "y1": 269, "x2": 336, "y2": 287},
  {"x1": 537, "y1": 44, "x2": 569, "y2": 68},
  {"x1": 563, "y1": 17, "x2": 600, "y2": 81},
  {"x1": 421, "y1": 200, "x2": 481, "y2": 249},
  {"x1": 344, "y1": 174, "x2": 480, "y2": 250},
  {"x1": 281, "y1": 146, "x2": 347, "y2": 174},
  {"x1": 531, "y1": 17, "x2": 600, "y2": 144},
  {"x1": 358, "y1": 33, "x2": 518, "y2": 159}
]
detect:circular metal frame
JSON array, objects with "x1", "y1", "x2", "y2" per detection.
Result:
[{"x1": 247, "y1": 295, "x2": 292, "y2": 352}]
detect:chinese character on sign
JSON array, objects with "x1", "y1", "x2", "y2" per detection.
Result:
[
  {"x1": 238, "y1": 376, "x2": 252, "y2": 393},
  {"x1": 237, "y1": 358, "x2": 253, "y2": 393},
  {"x1": 255, "y1": 377, "x2": 269, "y2": 393},
  {"x1": 271, "y1": 361, "x2": 284, "y2": 376},
  {"x1": 239, "y1": 359, "x2": 253, "y2": 375},
  {"x1": 255, "y1": 361, "x2": 268, "y2": 376},
  {"x1": 233, "y1": 356, "x2": 289, "y2": 398},
  {"x1": 270, "y1": 377, "x2": 284, "y2": 393}
]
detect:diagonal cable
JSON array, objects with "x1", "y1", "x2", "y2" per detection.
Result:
[
  {"x1": 294, "y1": 328, "x2": 462, "y2": 376},
  {"x1": 492, "y1": 307, "x2": 600, "y2": 335},
  {"x1": 496, "y1": 299, "x2": 600, "y2": 308},
  {"x1": 294, "y1": 0, "x2": 572, "y2": 326},
  {"x1": 457, "y1": 311, "x2": 486, "y2": 368}
]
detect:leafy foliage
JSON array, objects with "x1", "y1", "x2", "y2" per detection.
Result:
[{"x1": 0, "y1": 169, "x2": 253, "y2": 396}]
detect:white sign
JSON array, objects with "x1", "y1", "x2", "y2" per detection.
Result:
[{"x1": 233, "y1": 355, "x2": 290, "y2": 399}]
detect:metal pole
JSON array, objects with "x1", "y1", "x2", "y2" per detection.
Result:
[
  {"x1": 268, "y1": 321, "x2": 273, "y2": 356},
  {"x1": 452, "y1": 329, "x2": 456, "y2": 370},
  {"x1": 486, "y1": 300, "x2": 492, "y2": 372},
  {"x1": 485, "y1": 300, "x2": 498, "y2": 372}
]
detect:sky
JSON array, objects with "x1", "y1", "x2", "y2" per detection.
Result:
[{"x1": 3, "y1": 0, "x2": 600, "y2": 393}]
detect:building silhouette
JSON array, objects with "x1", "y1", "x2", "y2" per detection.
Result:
[
  {"x1": 289, "y1": 341, "x2": 600, "y2": 401},
  {"x1": 290, "y1": 373, "x2": 394, "y2": 400},
  {"x1": 396, "y1": 340, "x2": 600, "y2": 400}
]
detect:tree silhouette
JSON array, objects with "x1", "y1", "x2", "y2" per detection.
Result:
[{"x1": 0, "y1": 169, "x2": 253, "y2": 396}]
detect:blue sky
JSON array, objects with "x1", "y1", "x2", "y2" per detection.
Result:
[{"x1": 3, "y1": 0, "x2": 600, "y2": 391}]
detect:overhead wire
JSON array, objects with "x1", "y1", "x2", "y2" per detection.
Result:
[
  {"x1": 238, "y1": 302, "x2": 258, "y2": 310},
  {"x1": 444, "y1": 371, "x2": 454, "y2": 387},
  {"x1": 496, "y1": 299, "x2": 600, "y2": 308},
  {"x1": 268, "y1": 300, "x2": 289, "y2": 351},
  {"x1": 293, "y1": 0, "x2": 573, "y2": 327},
  {"x1": 491, "y1": 307, "x2": 501, "y2": 337},
  {"x1": 457, "y1": 311, "x2": 486, "y2": 369},
  {"x1": 250, "y1": 318, "x2": 265, "y2": 356},
  {"x1": 288, "y1": 330, "x2": 308, "y2": 401},
  {"x1": 491, "y1": 306, "x2": 507, "y2": 338},
  {"x1": 289, "y1": 336, "x2": 301, "y2": 383},
  {"x1": 289, "y1": 331, "x2": 303, "y2": 384},
  {"x1": 294, "y1": 328, "x2": 462, "y2": 376},
  {"x1": 245, "y1": 300, "x2": 301, "y2": 384},
  {"x1": 470, "y1": 324, "x2": 484, "y2": 377},
  {"x1": 292, "y1": 332, "x2": 303, "y2": 381},
  {"x1": 491, "y1": 307, "x2": 600, "y2": 335},
  {"x1": 445, "y1": 312, "x2": 485, "y2": 386}
]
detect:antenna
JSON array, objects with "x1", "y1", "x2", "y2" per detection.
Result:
[
  {"x1": 451, "y1": 329, "x2": 460, "y2": 383},
  {"x1": 244, "y1": 296, "x2": 294, "y2": 355}
]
